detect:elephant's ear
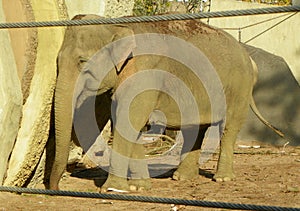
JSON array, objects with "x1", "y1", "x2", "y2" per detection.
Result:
[{"x1": 109, "y1": 26, "x2": 136, "y2": 73}]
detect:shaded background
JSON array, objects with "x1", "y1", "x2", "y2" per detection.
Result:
[{"x1": 238, "y1": 44, "x2": 300, "y2": 146}]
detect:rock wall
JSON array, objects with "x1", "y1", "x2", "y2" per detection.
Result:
[
  {"x1": 0, "y1": 0, "x2": 135, "y2": 187},
  {"x1": 0, "y1": 1, "x2": 23, "y2": 185},
  {"x1": 104, "y1": 0, "x2": 135, "y2": 17},
  {"x1": 2, "y1": 0, "x2": 37, "y2": 103},
  {"x1": 3, "y1": 0, "x2": 67, "y2": 187},
  {"x1": 240, "y1": 44, "x2": 300, "y2": 145}
]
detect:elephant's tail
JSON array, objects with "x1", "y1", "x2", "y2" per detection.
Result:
[{"x1": 249, "y1": 96, "x2": 285, "y2": 138}]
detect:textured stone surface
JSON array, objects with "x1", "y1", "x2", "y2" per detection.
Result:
[
  {"x1": 4, "y1": 0, "x2": 67, "y2": 187},
  {"x1": 65, "y1": 0, "x2": 134, "y2": 18},
  {"x1": 64, "y1": 0, "x2": 104, "y2": 18},
  {"x1": 209, "y1": 0, "x2": 300, "y2": 80},
  {"x1": 0, "y1": 1, "x2": 23, "y2": 185},
  {"x1": 3, "y1": 0, "x2": 37, "y2": 103},
  {"x1": 104, "y1": 0, "x2": 134, "y2": 17},
  {"x1": 2, "y1": 0, "x2": 135, "y2": 187}
]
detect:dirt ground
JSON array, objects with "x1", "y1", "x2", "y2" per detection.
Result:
[{"x1": 0, "y1": 143, "x2": 299, "y2": 211}]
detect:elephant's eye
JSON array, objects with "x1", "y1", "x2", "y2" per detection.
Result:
[{"x1": 78, "y1": 56, "x2": 89, "y2": 72}]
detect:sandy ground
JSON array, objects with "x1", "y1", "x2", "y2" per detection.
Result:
[{"x1": 0, "y1": 143, "x2": 299, "y2": 211}]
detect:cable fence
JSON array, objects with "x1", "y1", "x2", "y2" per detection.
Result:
[
  {"x1": 0, "y1": 186, "x2": 300, "y2": 211},
  {"x1": 0, "y1": 4, "x2": 299, "y2": 211},
  {"x1": 0, "y1": 5, "x2": 299, "y2": 29}
]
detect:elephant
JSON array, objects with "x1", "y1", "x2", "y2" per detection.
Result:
[{"x1": 49, "y1": 14, "x2": 284, "y2": 192}]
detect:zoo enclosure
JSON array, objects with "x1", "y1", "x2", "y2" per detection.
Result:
[{"x1": 1, "y1": 0, "x2": 299, "y2": 209}]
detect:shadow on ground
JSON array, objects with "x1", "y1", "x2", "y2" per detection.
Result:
[{"x1": 70, "y1": 164, "x2": 214, "y2": 188}]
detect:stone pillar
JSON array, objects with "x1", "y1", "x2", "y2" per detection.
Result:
[
  {"x1": 2, "y1": 0, "x2": 38, "y2": 103},
  {"x1": 0, "y1": 1, "x2": 23, "y2": 185},
  {"x1": 1, "y1": 0, "x2": 135, "y2": 187},
  {"x1": 4, "y1": 0, "x2": 67, "y2": 187}
]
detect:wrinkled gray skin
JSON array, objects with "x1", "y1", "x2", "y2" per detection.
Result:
[{"x1": 50, "y1": 14, "x2": 256, "y2": 192}]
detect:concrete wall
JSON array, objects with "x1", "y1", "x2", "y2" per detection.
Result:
[{"x1": 208, "y1": 0, "x2": 300, "y2": 80}]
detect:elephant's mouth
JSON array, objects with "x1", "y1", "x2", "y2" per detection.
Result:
[
  {"x1": 73, "y1": 82, "x2": 96, "y2": 111},
  {"x1": 73, "y1": 70, "x2": 102, "y2": 110}
]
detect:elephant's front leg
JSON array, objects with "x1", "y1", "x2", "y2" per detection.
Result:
[
  {"x1": 101, "y1": 89, "x2": 160, "y2": 192},
  {"x1": 128, "y1": 141, "x2": 151, "y2": 191},
  {"x1": 101, "y1": 132, "x2": 150, "y2": 192},
  {"x1": 101, "y1": 130, "x2": 132, "y2": 192}
]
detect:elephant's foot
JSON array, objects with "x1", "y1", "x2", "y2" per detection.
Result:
[
  {"x1": 172, "y1": 161, "x2": 199, "y2": 181},
  {"x1": 173, "y1": 151, "x2": 199, "y2": 181},
  {"x1": 213, "y1": 171, "x2": 236, "y2": 182},
  {"x1": 101, "y1": 174, "x2": 130, "y2": 193},
  {"x1": 172, "y1": 166, "x2": 199, "y2": 181},
  {"x1": 49, "y1": 179, "x2": 60, "y2": 190},
  {"x1": 128, "y1": 178, "x2": 152, "y2": 191}
]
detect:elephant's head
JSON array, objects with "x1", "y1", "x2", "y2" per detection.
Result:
[
  {"x1": 50, "y1": 15, "x2": 136, "y2": 190},
  {"x1": 71, "y1": 15, "x2": 136, "y2": 111}
]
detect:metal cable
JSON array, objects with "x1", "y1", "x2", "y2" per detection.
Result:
[
  {"x1": 244, "y1": 12, "x2": 298, "y2": 43},
  {"x1": 221, "y1": 12, "x2": 291, "y2": 30},
  {"x1": 220, "y1": 11, "x2": 297, "y2": 42},
  {"x1": 0, "y1": 186, "x2": 299, "y2": 210},
  {"x1": 0, "y1": 6, "x2": 299, "y2": 29}
]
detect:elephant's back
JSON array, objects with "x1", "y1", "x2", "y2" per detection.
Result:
[
  {"x1": 130, "y1": 19, "x2": 255, "y2": 125},
  {"x1": 130, "y1": 20, "x2": 254, "y2": 90}
]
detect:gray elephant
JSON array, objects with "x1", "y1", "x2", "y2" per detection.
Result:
[{"x1": 49, "y1": 14, "x2": 283, "y2": 192}]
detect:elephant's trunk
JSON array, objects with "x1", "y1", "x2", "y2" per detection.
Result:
[{"x1": 49, "y1": 61, "x2": 78, "y2": 190}]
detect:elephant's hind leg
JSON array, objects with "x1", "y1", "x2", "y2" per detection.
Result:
[
  {"x1": 173, "y1": 125, "x2": 209, "y2": 181},
  {"x1": 213, "y1": 126, "x2": 238, "y2": 182},
  {"x1": 213, "y1": 111, "x2": 248, "y2": 182}
]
